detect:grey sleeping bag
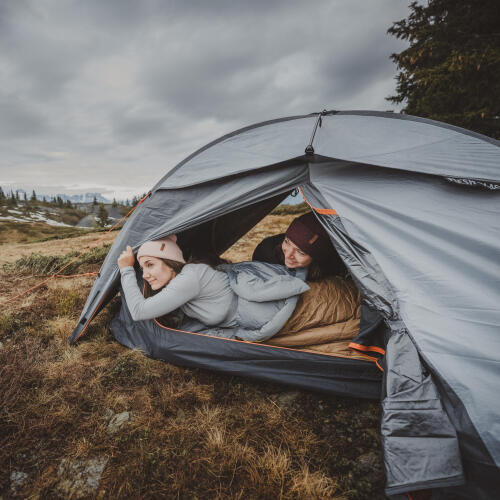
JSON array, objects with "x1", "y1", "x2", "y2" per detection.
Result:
[{"x1": 181, "y1": 261, "x2": 309, "y2": 342}]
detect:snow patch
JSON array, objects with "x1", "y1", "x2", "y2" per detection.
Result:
[
  {"x1": 0, "y1": 214, "x2": 77, "y2": 227},
  {"x1": 0, "y1": 216, "x2": 27, "y2": 223}
]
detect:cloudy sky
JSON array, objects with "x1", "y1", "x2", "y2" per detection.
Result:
[{"x1": 0, "y1": 0, "x2": 410, "y2": 200}]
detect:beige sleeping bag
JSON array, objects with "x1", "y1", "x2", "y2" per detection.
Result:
[{"x1": 266, "y1": 276, "x2": 367, "y2": 358}]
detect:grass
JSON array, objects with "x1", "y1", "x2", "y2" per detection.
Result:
[
  {"x1": 271, "y1": 202, "x2": 309, "y2": 216},
  {"x1": 0, "y1": 214, "x2": 384, "y2": 499},
  {"x1": 3, "y1": 244, "x2": 111, "y2": 275},
  {"x1": 0, "y1": 220, "x2": 90, "y2": 245}
]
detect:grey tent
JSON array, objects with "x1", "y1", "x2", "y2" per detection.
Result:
[{"x1": 70, "y1": 110, "x2": 500, "y2": 499}]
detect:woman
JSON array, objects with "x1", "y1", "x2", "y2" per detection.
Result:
[
  {"x1": 251, "y1": 212, "x2": 372, "y2": 356},
  {"x1": 118, "y1": 235, "x2": 235, "y2": 327},
  {"x1": 118, "y1": 235, "x2": 309, "y2": 342},
  {"x1": 252, "y1": 212, "x2": 346, "y2": 280}
]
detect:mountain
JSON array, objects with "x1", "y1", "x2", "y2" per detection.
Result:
[{"x1": 52, "y1": 192, "x2": 110, "y2": 204}]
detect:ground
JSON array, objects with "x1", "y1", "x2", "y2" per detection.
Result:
[{"x1": 0, "y1": 215, "x2": 385, "y2": 499}]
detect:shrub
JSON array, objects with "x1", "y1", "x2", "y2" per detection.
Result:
[
  {"x1": 55, "y1": 289, "x2": 82, "y2": 317},
  {"x1": 3, "y1": 244, "x2": 111, "y2": 275},
  {"x1": 0, "y1": 313, "x2": 16, "y2": 335},
  {"x1": 60, "y1": 212, "x2": 80, "y2": 225}
]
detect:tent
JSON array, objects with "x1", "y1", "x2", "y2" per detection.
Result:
[{"x1": 70, "y1": 110, "x2": 500, "y2": 499}]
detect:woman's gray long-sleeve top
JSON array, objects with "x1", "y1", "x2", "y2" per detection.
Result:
[
  {"x1": 120, "y1": 263, "x2": 237, "y2": 327},
  {"x1": 120, "y1": 261, "x2": 309, "y2": 342}
]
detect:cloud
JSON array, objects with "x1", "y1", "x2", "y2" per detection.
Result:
[
  {"x1": 0, "y1": 94, "x2": 48, "y2": 138},
  {"x1": 139, "y1": 0, "x2": 408, "y2": 122},
  {"x1": 110, "y1": 107, "x2": 168, "y2": 143},
  {"x1": 0, "y1": 0, "x2": 410, "y2": 199}
]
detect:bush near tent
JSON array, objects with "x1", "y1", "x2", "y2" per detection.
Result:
[{"x1": 70, "y1": 110, "x2": 500, "y2": 499}]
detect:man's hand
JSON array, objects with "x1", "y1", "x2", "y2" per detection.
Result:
[{"x1": 118, "y1": 245, "x2": 135, "y2": 269}]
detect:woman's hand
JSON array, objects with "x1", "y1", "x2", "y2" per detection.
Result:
[{"x1": 118, "y1": 245, "x2": 135, "y2": 269}]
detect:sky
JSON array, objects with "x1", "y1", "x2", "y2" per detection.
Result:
[{"x1": 0, "y1": 0, "x2": 411, "y2": 201}]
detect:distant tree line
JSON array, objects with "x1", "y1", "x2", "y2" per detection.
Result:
[
  {"x1": 91, "y1": 194, "x2": 148, "y2": 208},
  {"x1": 0, "y1": 188, "x2": 77, "y2": 208},
  {"x1": 129, "y1": 193, "x2": 148, "y2": 207},
  {"x1": 0, "y1": 188, "x2": 149, "y2": 210}
]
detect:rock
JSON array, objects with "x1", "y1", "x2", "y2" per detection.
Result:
[
  {"x1": 0, "y1": 341, "x2": 4, "y2": 350},
  {"x1": 103, "y1": 408, "x2": 114, "y2": 421},
  {"x1": 274, "y1": 391, "x2": 300, "y2": 408},
  {"x1": 356, "y1": 452, "x2": 384, "y2": 483},
  {"x1": 107, "y1": 411, "x2": 130, "y2": 433},
  {"x1": 10, "y1": 471, "x2": 28, "y2": 492},
  {"x1": 176, "y1": 409, "x2": 186, "y2": 422},
  {"x1": 56, "y1": 457, "x2": 108, "y2": 499}
]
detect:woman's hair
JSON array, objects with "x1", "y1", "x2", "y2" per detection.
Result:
[
  {"x1": 186, "y1": 250, "x2": 230, "y2": 267},
  {"x1": 273, "y1": 241, "x2": 347, "y2": 282},
  {"x1": 142, "y1": 258, "x2": 186, "y2": 328}
]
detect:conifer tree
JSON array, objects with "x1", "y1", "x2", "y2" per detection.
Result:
[
  {"x1": 95, "y1": 204, "x2": 110, "y2": 227},
  {"x1": 112, "y1": 198, "x2": 118, "y2": 208},
  {"x1": 0, "y1": 186, "x2": 5, "y2": 202},
  {"x1": 23, "y1": 192, "x2": 27, "y2": 201},
  {"x1": 387, "y1": 0, "x2": 500, "y2": 138},
  {"x1": 9, "y1": 190, "x2": 17, "y2": 207},
  {"x1": 31, "y1": 190, "x2": 37, "y2": 202}
]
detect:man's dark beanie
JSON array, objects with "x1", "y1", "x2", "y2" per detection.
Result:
[{"x1": 285, "y1": 212, "x2": 331, "y2": 261}]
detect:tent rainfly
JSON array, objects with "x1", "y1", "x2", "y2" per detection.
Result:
[{"x1": 70, "y1": 110, "x2": 500, "y2": 499}]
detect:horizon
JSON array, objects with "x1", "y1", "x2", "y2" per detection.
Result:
[{"x1": 0, "y1": 185, "x2": 305, "y2": 206}]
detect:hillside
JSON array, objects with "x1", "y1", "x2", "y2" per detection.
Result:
[
  {"x1": 0, "y1": 201, "x2": 127, "y2": 232},
  {"x1": 0, "y1": 204, "x2": 86, "y2": 227},
  {"x1": 0, "y1": 221, "x2": 88, "y2": 245},
  {"x1": 0, "y1": 201, "x2": 307, "y2": 234},
  {"x1": 0, "y1": 214, "x2": 384, "y2": 499}
]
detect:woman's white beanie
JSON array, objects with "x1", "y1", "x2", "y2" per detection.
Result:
[{"x1": 137, "y1": 235, "x2": 185, "y2": 263}]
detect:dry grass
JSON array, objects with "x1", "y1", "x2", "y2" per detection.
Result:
[
  {"x1": 0, "y1": 214, "x2": 384, "y2": 499},
  {"x1": 222, "y1": 214, "x2": 299, "y2": 262},
  {"x1": 0, "y1": 220, "x2": 89, "y2": 246},
  {"x1": 290, "y1": 465, "x2": 344, "y2": 499},
  {"x1": 0, "y1": 227, "x2": 117, "y2": 266}
]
